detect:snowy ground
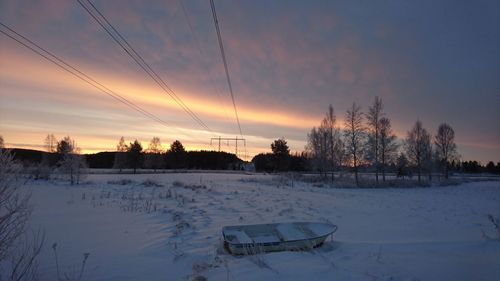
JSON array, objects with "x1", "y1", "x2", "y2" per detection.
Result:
[{"x1": 25, "y1": 173, "x2": 500, "y2": 281}]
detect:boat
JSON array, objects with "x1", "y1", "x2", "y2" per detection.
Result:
[{"x1": 222, "y1": 221, "x2": 337, "y2": 255}]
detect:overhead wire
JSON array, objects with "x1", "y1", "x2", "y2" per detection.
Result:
[
  {"x1": 209, "y1": 0, "x2": 243, "y2": 138},
  {"x1": 0, "y1": 22, "x2": 203, "y2": 142},
  {"x1": 76, "y1": 0, "x2": 212, "y2": 133},
  {"x1": 177, "y1": 0, "x2": 232, "y2": 124},
  {"x1": 209, "y1": 0, "x2": 247, "y2": 160}
]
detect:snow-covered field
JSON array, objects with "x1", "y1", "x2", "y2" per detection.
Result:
[{"x1": 26, "y1": 173, "x2": 500, "y2": 281}]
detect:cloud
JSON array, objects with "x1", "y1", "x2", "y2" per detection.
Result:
[{"x1": 1, "y1": 0, "x2": 499, "y2": 162}]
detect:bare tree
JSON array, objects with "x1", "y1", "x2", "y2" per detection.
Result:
[
  {"x1": 366, "y1": 96, "x2": 384, "y2": 183},
  {"x1": 144, "y1": 137, "x2": 164, "y2": 171},
  {"x1": 0, "y1": 149, "x2": 44, "y2": 281},
  {"x1": 113, "y1": 137, "x2": 128, "y2": 172},
  {"x1": 117, "y1": 136, "x2": 128, "y2": 152},
  {"x1": 0, "y1": 135, "x2": 4, "y2": 148},
  {"x1": 306, "y1": 127, "x2": 327, "y2": 176},
  {"x1": 146, "y1": 137, "x2": 163, "y2": 153},
  {"x1": 57, "y1": 137, "x2": 87, "y2": 185},
  {"x1": 396, "y1": 152, "x2": 409, "y2": 178},
  {"x1": 307, "y1": 105, "x2": 345, "y2": 180},
  {"x1": 423, "y1": 135, "x2": 434, "y2": 181},
  {"x1": 379, "y1": 117, "x2": 399, "y2": 181},
  {"x1": 44, "y1": 134, "x2": 57, "y2": 153},
  {"x1": 344, "y1": 102, "x2": 365, "y2": 186},
  {"x1": 405, "y1": 120, "x2": 431, "y2": 184},
  {"x1": 434, "y1": 123, "x2": 457, "y2": 179},
  {"x1": 323, "y1": 105, "x2": 344, "y2": 181}
]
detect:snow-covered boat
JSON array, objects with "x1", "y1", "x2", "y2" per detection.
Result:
[{"x1": 222, "y1": 222, "x2": 337, "y2": 255}]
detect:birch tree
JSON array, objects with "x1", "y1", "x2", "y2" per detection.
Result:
[
  {"x1": 344, "y1": 102, "x2": 365, "y2": 186},
  {"x1": 379, "y1": 117, "x2": 398, "y2": 181},
  {"x1": 366, "y1": 96, "x2": 384, "y2": 183},
  {"x1": 306, "y1": 105, "x2": 344, "y2": 179},
  {"x1": 306, "y1": 127, "x2": 327, "y2": 175},
  {"x1": 44, "y1": 134, "x2": 57, "y2": 153},
  {"x1": 144, "y1": 137, "x2": 164, "y2": 171},
  {"x1": 434, "y1": 123, "x2": 457, "y2": 179},
  {"x1": 113, "y1": 137, "x2": 128, "y2": 171},
  {"x1": 405, "y1": 120, "x2": 431, "y2": 184},
  {"x1": 323, "y1": 105, "x2": 343, "y2": 181}
]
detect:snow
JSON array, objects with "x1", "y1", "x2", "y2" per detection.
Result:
[{"x1": 24, "y1": 173, "x2": 500, "y2": 281}]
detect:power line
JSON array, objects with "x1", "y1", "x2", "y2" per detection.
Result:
[
  {"x1": 177, "y1": 0, "x2": 232, "y2": 124},
  {"x1": 76, "y1": 0, "x2": 212, "y2": 133},
  {"x1": 0, "y1": 22, "x2": 201, "y2": 142},
  {"x1": 210, "y1": 136, "x2": 245, "y2": 157},
  {"x1": 209, "y1": 0, "x2": 243, "y2": 137}
]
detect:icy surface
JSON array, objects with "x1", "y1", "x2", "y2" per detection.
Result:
[{"x1": 24, "y1": 173, "x2": 500, "y2": 281}]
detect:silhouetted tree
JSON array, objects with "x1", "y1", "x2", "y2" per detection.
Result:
[
  {"x1": 41, "y1": 134, "x2": 57, "y2": 170},
  {"x1": 366, "y1": 96, "x2": 384, "y2": 183},
  {"x1": 113, "y1": 136, "x2": 128, "y2": 171},
  {"x1": 462, "y1": 160, "x2": 481, "y2": 173},
  {"x1": 271, "y1": 138, "x2": 290, "y2": 171},
  {"x1": 423, "y1": 136, "x2": 434, "y2": 181},
  {"x1": 344, "y1": 102, "x2": 365, "y2": 186},
  {"x1": 185, "y1": 151, "x2": 241, "y2": 170},
  {"x1": 434, "y1": 123, "x2": 458, "y2": 179},
  {"x1": 44, "y1": 134, "x2": 57, "y2": 153},
  {"x1": 306, "y1": 105, "x2": 344, "y2": 179},
  {"x1": 165, "y1": 140, "x2": 187, "y2": 169},
  {"x1": 170, "y1": 140, "x2": 185, "y2": 153},
  {"x1": 0, "y1": 135, "x2": 4, "y2": 149},
  {"x1": 127, "y1": 140, "x2": 143, "y2": 174},
  {"x1": 147, "y1": 137, "x2": 163, "y2": 153},
  {"x1": 289, "y1": 152, "x2": 308, "y2": 171},
  {"x1": 396, "y1": 153, "x2": 409, "y2": 178},
  {"x1": 485, "y1": 161, "x2": 495, "y2": 174},
  {"x1": 252, "y1": 153, "x2": 274, "y2": 172},
  {"x1": 379, "y1": 117, "x2": 399, "y2": 181},
  {"x1": 144, "y1": 137, "x2": 164, "y2": 171},
  {"x1": 405, "y1": 120, "x2": 431, "y2": 184},
  {"x1": 56, "y1": 136, "x2": 74, "y2": 155},
  {"x1": 324, "y1": 105, "x2": 344, "y2": 180},
  {"x1": 306, "y1": 127, "x2": 327, "y2": 175},
  {"x1": 57, "y1": 136, "x2": 87, "y2": 185}
]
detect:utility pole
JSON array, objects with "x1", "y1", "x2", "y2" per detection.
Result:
[{"x1": 210, "y1": 137, "x2": 246, "y2": 157}]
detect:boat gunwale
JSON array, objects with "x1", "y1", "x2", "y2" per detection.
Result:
[{"x1": 222, "y1": 222, "x2": 338, "y2": 246}]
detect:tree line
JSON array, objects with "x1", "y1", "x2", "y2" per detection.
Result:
[
  {"x1": 306, "y1": 97, "x2": 458, "y2": 185},
  {"x1": 252, "y1": 96, "x2": 500, "y2": 185},
  {"x1": 110, "y1": 137, "x2": 242, "y2": 172},
  {"x1": 0, "y1": 135, "x2": 243, "y2": 184}
]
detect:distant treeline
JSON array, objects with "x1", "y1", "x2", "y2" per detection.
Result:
[
  {"x1": 5, "y1": 148, "x2": 242, "y2": 170},
  {"x1": 251, "y1": 146, "x2": 500, "y2": 175}
]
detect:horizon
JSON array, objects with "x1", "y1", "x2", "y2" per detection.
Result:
[{"x1": 1, "y1": 0, "x2": 499, "y2": 163}]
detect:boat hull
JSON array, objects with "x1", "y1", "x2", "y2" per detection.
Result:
[{"x1": 222, "y1": 222, "x2": 337, "y2": 255}]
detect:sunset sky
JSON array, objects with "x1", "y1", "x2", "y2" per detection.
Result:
[{"x1": 1, "y1": 0, "x2": 499, "y2": 162}]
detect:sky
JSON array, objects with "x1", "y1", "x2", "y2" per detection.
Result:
[{"x1": 0, "y1": 0, "x2": 499, "y2": 163}]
